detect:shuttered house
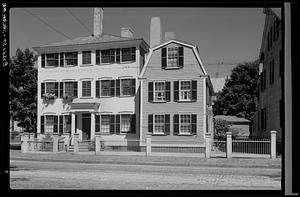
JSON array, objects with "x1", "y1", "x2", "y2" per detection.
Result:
[
  {"x1": 139, "y1": 39, "x2": 214, "y2": 149},
  {"x1": 33, "y1": 8, "x2": 149, "y2": 145}
]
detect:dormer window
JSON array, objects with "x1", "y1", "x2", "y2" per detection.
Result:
[{"x1": 161, "y1": 46, "x2": 183, "y2": 69}]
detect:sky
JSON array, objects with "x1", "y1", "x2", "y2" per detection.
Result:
[{"x1": 10, "y1": 7, "x2": 269, "y2": 65}]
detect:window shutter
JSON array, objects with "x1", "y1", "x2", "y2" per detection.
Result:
[
  {"x1": 41, "y1": 83, "x2": 45, "y2": 98},
  {"x1": 131, "y1": 47, "x2": 136, "y2": 62},
  {"x1": 165, "y1": 81, "x2": 171, "y2": 102},
  {"x1": 148, "y1": 82, "x2": 153, "y2": 102},
  {"x1": 191, "y1": 114, "x2": 197, "y2": 135},
  {"x1": 59, "y1": 82, "x2": 64, "y2": 98},
  {"x1": 54, "y1": 82, "x2": 59, "y2": 97},
  {"x1": 148, "y1": 114, "x2": 153, "y2": 133},
  {"x1": 161, "y1": 48, "x2": 167, "y2": 69},
  {"x1": 116, "y1": 79, "x2": 120, "y2": 97},
  {"x1": 130, "y1": 114, "x2": 136, "y2": 134},
  {"x1": 165, "y1": 114, "x2": 170, "y2": 135},
  {"x1": 115, "y1": 115, "x2": 120, "y2": 134},
  {"x1": 53, "y1": 116, "x2": 58, "y2": 133},
  {"x1": 191, "y1": 80, "x2": 197, "y2": 101},
  {"x1": 74, "y1": 52, "x2": 78, "y2": 66},
  {"x1": 96, "y1": 80, "x2": 100, "y2": 98},
  {"x1": 110, "y1": 80, "x2": 115, "y2": 97},
  {"x1": 75, "y1": 114, "x2": 77, "y2": 132},
  {"x1": 41, "y1": 116, "x2": 44, "y2": 134},
  {"x1": 73, "y1": 81, "x2": 78, "y2": 97},
  {"x1": 131, "y1": 79, "x2": 136, "y2": 96},
  {"x1": 60, "y1": 53, "x2": 64, "y2": 67},
  {"x1": 110, "y1": 49, "x2": 115, "y2": 64},
  {"x1": 178, "y1": 47, "x2": 184, "y2": 68},
  {"x1": 110, "y1": 115, "x2": 115, "y2": 134},
  {"x1": 173, "y1": 114, "x2": 179, "y2": 135},
  {"x1": 96, "y1": 50, "x2": 100, "y2": 65},
  {"x1": 95, "y1": 115, "x2": 100, "y2": 133},
  {"x1": 116, "y1": 48, "x2": 120, "y2": 63},
  {"x1": 42, "y1": 54, "x2": 45, "y2": 68},
  {"x1": 174, "y1": 81, "x2": 179, "y2": 101},
  {"x1": 59, "y1": 115, "x2": 63, "y2": 134}
]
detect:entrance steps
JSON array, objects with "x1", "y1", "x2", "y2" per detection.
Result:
[{"x1": 68, "y1": 142, "x2": 90, "y2": 152}]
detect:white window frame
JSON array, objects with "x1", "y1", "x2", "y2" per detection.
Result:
[
  {"x1": 179, "y1": 80, "x2": 192, "y2": 101},
  {"x1": 45, "y1": 115, "x2": 55, "y2": 133},
  {"x1": 153, "y1": 81, "x2": 166, "y2": 102},
  {"x1": 167, "y1": 47, "x2": 179, "y2": 68},
  {"x1": 81, "y1": 80, "x2": 92, "y2": 98},
  {"x1": 63, "y1": 52, "x2": 78, "y2": 66},
  {"x1": 100, "y1": 114, "x2": 111, "y2": 134},
  {"x1": 120, "y1": 114, "x2": 132, "y2": 134},
  {"x1": 82, "y1": 51, "x2": 91, "y2": 65},
  {"x1": 100, "y1": 79, "x2": 111, "y2": 97},
  {"x1": 63, "y1": 81, "x2": 75, "y2": 97},
  {"x1": 153, "y1": 114, "x2": 165, "y2": 135},
  {"x1": 179, "y1": 113, "x2": 192, "y2": 135},
  {"x1": 45, "y1": 53, "x2": 59, "y2": 67}
]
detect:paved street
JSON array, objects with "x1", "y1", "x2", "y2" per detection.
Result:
[{"x1": 10, "y1": 160, "x2": 281, "y2": 190}]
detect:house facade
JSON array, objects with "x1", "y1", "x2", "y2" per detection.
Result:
[{"x1": 252, "y1": 8, "x2": 283, "y2": 141}]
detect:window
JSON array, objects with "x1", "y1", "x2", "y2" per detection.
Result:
[
  {"x1": 82, "y1": 51, "x2": 91, "y2": 64},
  {"x1": 270, "y1": 59, "x2": 274, "y2": 84},
  {"x1": 173, "y1": 114, "x2": 196, "y2": 135},
  {"x1": 120, "y1": 114, "x2": 131, "y2": 134},
  {"x1": 148, "y1": 114, "x2": 170, "y2": 135},
  {"x1": 121, "y1": 47, "x2": 135, "y2": 62},
  {"x1": 101, "y1": 115, "x2": 111, "y2": 134},
  {"x1": 149, "y1": 81, "x2": 170, "y2": 102},
  {"x1": 100, "y1": 80, "x2": 111, "y2": 97},
  {"x1": 154, "y1": 82, "x2": 165, "y2": 101},
  {"x1": 167, "y1": 47, "x2": 179, "y2": 67},
  {"x1": 63, "y1": 115, "x2": 71, "y2": 133},
  {"x1": 64, "y1": 82, "x2": 74, "y2": 97},
  {"x1": 154, "y1": 115, "x2": 165, "y2": 134},
  {"x1": 46, "y1": 53, "x2": 59, "y2": 67},
  {"x1": 41, "y1": 82, "x2": 59, "y2": 98},
  {"x1": 180, "y1": 81, "x2": 191, "y2": 101},
  {"x1": 162, "y1": 47, "x2": 183, "y2": 69},
  {"x1": 82, "y1": 81, "x2": 91, "y2": 97},
  {"x1": 45, "y1": 116, "x2": 54, "y2": 133},
  {"x1": 120, "y1": 79, "x2": 135, "y2": 96},
  {"x1": 64, "y1": 52, "x2": 78, "y2": 66},
  {"x1": 180, "y1": 114, "x2": 191, "y2": 134},
  {"x1": 46, "y1": 82, "x2": 55, "y2": 94},
  {"x1": 100, "y1": 49, "x2": 111, "y2": 64}
]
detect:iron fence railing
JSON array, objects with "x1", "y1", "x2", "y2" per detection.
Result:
[{"x1": 232, "y1": 139, "x2": 271, "y2": 154}]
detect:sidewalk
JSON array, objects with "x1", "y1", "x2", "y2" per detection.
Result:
[{"x1": 10, "y1": 150, "x2": 281, "y2": 169}]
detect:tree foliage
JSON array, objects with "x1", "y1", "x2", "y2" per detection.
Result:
[
  {"x1": 10, "y1": 48, "x2": 37, "y2": 132},
  {"x1": 214, "y1": 119, "x2": 229, "y2": 139},
  {"x1": 213, "y1": 60, "x2": 259, "y2": 121}
]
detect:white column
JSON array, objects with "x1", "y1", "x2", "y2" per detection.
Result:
[
  {"x1": 71, "y1": 113, "x2": 76, "y2": 145},
  {"x1": 91, "y1": 112, "x2": 95, "y2": 140},
  {"x1": 205, "y1": 132, "x2": 211, "y2": 158},
  {"x1": 270, "y1": 130, "x2": 277, "y2": 159},
  {"x1": 146, "y1": 135, "x2": 151, "y2": 156},
  {"x1": 226, "y1": 131, "x2": 232, "y2": 158}
]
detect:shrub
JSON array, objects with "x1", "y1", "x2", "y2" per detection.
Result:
[{"x1": 214, "y1": 118, "x2": 229, "y2": 139}]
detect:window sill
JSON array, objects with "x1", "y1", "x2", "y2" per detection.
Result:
[
  {"x1": 80, "y1": 64, "x2": 93, "y2": 67},
  {"x1": 80, "y1": 97, "x2": 93, "y2": 99},
  {"x1": 175, "y1": 100, "x2": 196, "y2": 103},
  {"x1": 62, "y1": 65, "x2": 77, "y2": 67},
  {"x1": 163, "y1": 67, "x2": 182, "y2": 70},
  {"x1": 44, "y1": 66, "x2": 58, "y2": 69},
  {"x1": 177, "y1": 134, "x2": 194, "y2": 136},
  {"x1": 119, "y1": 95, "x2": 135, "y2": 98},
  {"x1": 99, "y1": 96, "x2": 113, "y2": 98},
  {"x1": 151, "y1": 100, "x2": 168, "y2": 103},
  {"x1": 151, "y1": 133, "x2": 167, "y2": 136}
]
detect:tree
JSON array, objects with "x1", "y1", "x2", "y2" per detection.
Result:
[
  {"x1": 9, "y1": 48, "x2": 37, "y2": 133},
  {"x1": 214, "y1": 119, "x2": 229, "y2": 139},
  {"x1": 213, "y1": 60, "x2": 259, "y2": 121}
]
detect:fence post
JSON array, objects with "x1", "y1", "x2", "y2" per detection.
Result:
[
  {"x1": 146, "y1": 135, "x2": 151, "y2": 156},
  {"x1": 52, "y1": 134, "x2": 58, "y2": 153},
  {"x1": 21, "y1": 133, "x2": 29, "y2": 153},
  {"x1": 226, "y1": 131, "x2": 232, "y2": 158},
  {"x1": 73, "y1": 133, "x2": 79, "y2": 154},
  {"x1": 205, "y1": 132, "x2": 212, "y2": 158},
  {"x1": 270, "y1": 130, "x2": 277, "y2": 159},
  {"x1": 95, "y1": 135, "x2": 101, "y2": 155}
]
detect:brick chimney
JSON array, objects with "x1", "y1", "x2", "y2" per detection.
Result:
[
  {"x1": 121, "y1": 27, "x2": 134, "y2": 38},
  {"x1": 93, "y1": 8, "x2": 103, "y2": 36},
  {"x1": 165, "y1": 32, "x2": 175, "y2": 42},
  {"x1": 150, "y1": 17, "x2": 162, "y2": 47}
]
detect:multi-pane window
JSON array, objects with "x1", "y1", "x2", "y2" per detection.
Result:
[
  {"x1": 64, "y1": 82, "x2": 74, "y2": 97},
  {"x1": 180, "y1": 114, "x2": 191, "y2": 134},
  {"x1": 101, "y1": 115, "x2": 111, "y2": 134},
  {"x1": 121, "y1": 79, "x2": 135, "y2": 96},
  {"x1": 167, "y1": 47, "x2": 179, "y2": 67},
  {"x1": 154, "y1": 82, "x2": 165, "y2": 101},
  {"x1": 45, "y1": 82, "x2": 56, "y2": 94},
  {"x1": 64, "y1": 52, "x2": 78, "y2": 66},
  {"x1": 96, "y1": 47, "x2": 135, "y2": 64},
  {"x1": 82, "y1": 81, "x2": 91, "y2": 97},
  {"x1": 64, "y1": 115, "x2": 71, "y2": 133},
  {"x1": 121, "y1": 48, "x2": 132, "y2": 62},
  {"x1": 82, "y1": 51, "x2": 91, "y2": 64},
  {"x1": 180, "y1": 81, "x2": 192, "y2": 101},
  {"x1": 154, "y1": 115, "x2": 165, "y2": 134},
  {"x1": 46, "y1": 53, "x2": 59, "y2": 67},
  {"x1": 121, "y1": 114, "x2": 131, "y2": 134},
  {"x1": 101, "y1": 49, "x2": 111, "y2": 64},
  {"x1": 101, "y1": 80, "x2": 111, "y2": 97},
  {"x1": 45, "y1": 116, "x2": 54, "y2": 133}
]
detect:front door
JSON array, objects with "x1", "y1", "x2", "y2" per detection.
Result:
[{"x1": 82, "y1": 113, "x2": 91, "y2": 141}]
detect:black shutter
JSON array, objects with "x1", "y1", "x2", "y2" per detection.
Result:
[
  {"x1": 161, "y1": 48, "x2": 167, "y2": 69},
  {"x1": 59, "y1": 82, "x2": 64, "y2": 98},
  {"x1": 191, "y1": 80, "x2": 197, "y2": 101},
  {"x1": 115, "y1": 115, "x2": 120, "y2": 134},
  {"x1": 110, "y1": 115, "x2": 115, "y2": 134},
  {"x1": 53, "y1": 116, "x2": 58, "y2": 133},
  {"x1": 41, "y1": 83, "x2": 45, "y2": 98},
  {"x1": 59, "y1": 115, "x2": 63, "y2": 134},
  {"x1": 96, "y1": 50, "x2": 100, "y2": 65},
  {"x1": 42, "y1": 54, "x2": 45, "y2": 68},
  {"x1": 173, "y1": 114, "x2": 179, "y2": 135},
  {"x1": 60, "y1": 53, "x2": 64, "y2": 67},
  {"x1": 148, "y1": 114, "x2": 153, "y2": 133},
  {"x1": 191, "y1": 114, "x2": 197, "y2": 135},
  {"x1": 130, "y1": 114, "x2": 136, "y2": 134},
  {"x1": 96, "y1": 80, "x2": 100, "y2": 98},
  {"x1": 131, "y1": 47, "x2": 136, "y2": 62},
  {"x1": 96, "y1": 115, "x2": 100, "y2": 133},
  {"x1": 110, "y1": 80, "x2": 115, "y2": 97},
  {"x1": 178, "y1": 47, "x2": 184, "y2": 68},
  {"x1": 54, "y1": 82, "x2": 59, "y2": 97},
  {"x1": 74, "y1": 52, "x2": 78, "y2": 66},
  {"x1": 74, "y1": 115, "x2": 77, "y2": 133},
  {"x1": 165, "y1": 114, "x2": 170, "y2": 135},
  {"x1": 165, "y1": 81, "x2": 170, "y2": 102},
  {"x1": 116, "y1": 79, "x2": 120, "y2": 97},
  {"x1": 148, "y1": 82, "x2": 153, "y2": 102},
  {"x1": 41, "y1": 116, "x2": 44, "y2": 134},
  {"x1": 174, "y1": 81, "x2": 179, "y2": 101},
  {"x1": 110, "y1": 49, "x2": 115, "y2": 64},
  {"x1": 131, "y1": 79, "x2": 136, "y2": 96},
  {"x1": 116, "y1": 48, "x2": 120, "y2": 63},
  {"x1": 73, "y1": 82, "x2": 78, "y2": 97}
]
